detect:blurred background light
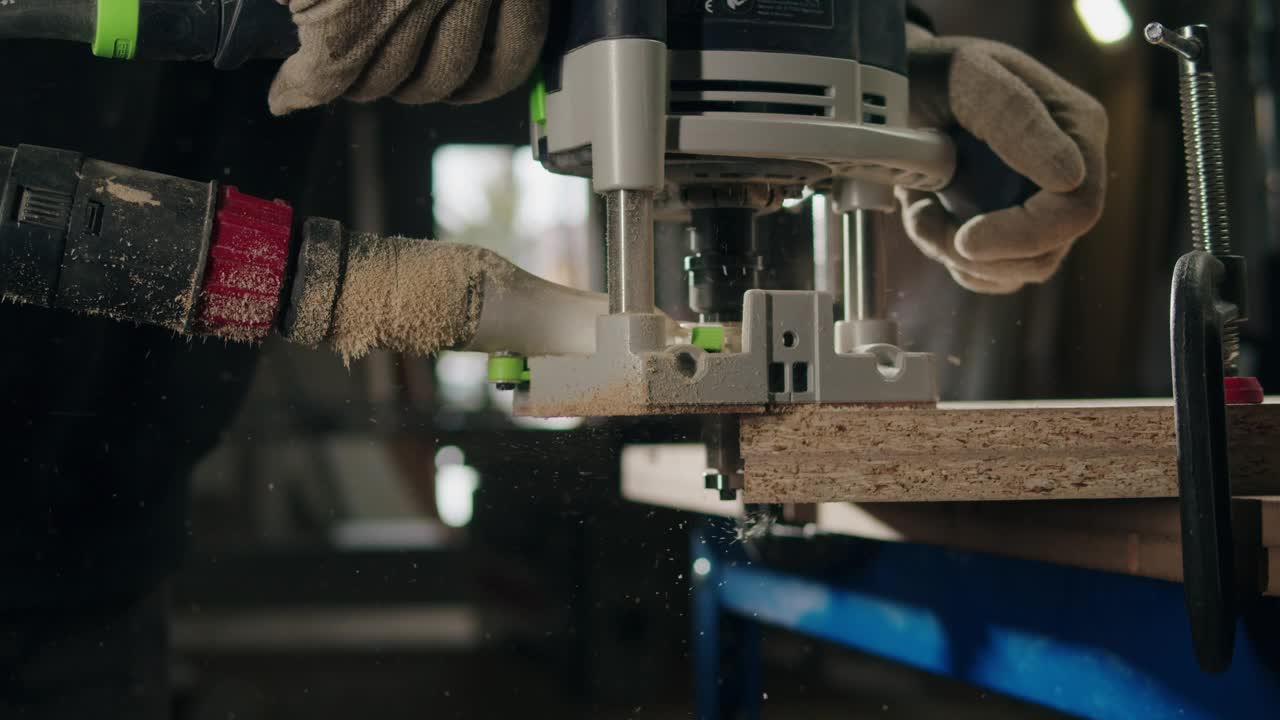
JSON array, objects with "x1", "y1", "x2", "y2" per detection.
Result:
[
  {"x1": 1075, "y1": 0, "x2": 1133, "y2": 45},
  {"x1": 434, "y1": 446, "x2": 480, "y2": 528}
]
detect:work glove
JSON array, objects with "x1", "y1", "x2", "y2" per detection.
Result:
[
  {"x1": 898, "y1": 28, "x2": 1108, "y2": 294},
  {"x1": 269, "y1": 0, "x2": 550, "y2": 116}
]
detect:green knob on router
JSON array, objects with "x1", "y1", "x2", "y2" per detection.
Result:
[
  {"x1": 691, "y1": 326, "x2": 726, "y2": 353},
  {"x1": 529, "y1": 71, "x2": 548, "y2": 127},
  {"x1": 489, "y1": 355, "x2": 531, "y2": 385},
  {"x1": 92, "y1": 0, "x2": 140, "y2": 60}
]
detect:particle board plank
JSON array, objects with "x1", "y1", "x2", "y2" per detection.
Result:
[
  {"x1": 620, "y1": 445, "x2": 1280, "y2": 595},
  {"x1": 741, "y1": 401, "x2": 1280, "y2": 504}
]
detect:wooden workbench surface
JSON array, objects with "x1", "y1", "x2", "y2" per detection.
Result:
[
  {"x1": 815, "y1": 498, "x2": 1280, "y2": 596},
  {"x1": 741, "y1": 400, "x2": 1280, "y2": 504}
]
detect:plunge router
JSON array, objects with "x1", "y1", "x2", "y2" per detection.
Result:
[
  {"x1": 514, "y1": 0, "x2": 1019, "y2": 495},
  {"x1": 518, "y1": 0, "x2": 957, "y2": 418}
]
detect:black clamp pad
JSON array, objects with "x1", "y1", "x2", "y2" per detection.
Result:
[{"x1": 1170, "y1": 250, "x2": 1239, "y2": 673}]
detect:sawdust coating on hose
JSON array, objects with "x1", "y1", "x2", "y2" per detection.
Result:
[
  {"x1": 328, "y1": 234, "x2": 514, "y2": 364},
  {"x1": 284, "y1": 231, "x2": 343, "y2": 346},
  {"x1": 103, "y1": 179, "x2": 161, "y2": 207},
  {"x1": 196, "y1": 293, "x2": 277, "y2": 343}
]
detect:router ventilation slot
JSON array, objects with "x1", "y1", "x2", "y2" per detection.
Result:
[
  {"x1": 16, "y1": 187, "x2": 72, "y2": 231},
  {"x1": 671, "y1": 80, "x2": 829, "y2": 95},
  {"x1": 862, "y1": 92, "x2": 889, "y2": 125},
  {"x1": 671, "y1": 79, "x2": 833, "y2": 117}
]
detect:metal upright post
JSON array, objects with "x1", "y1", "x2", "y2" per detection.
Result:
[{"x1": 605, "y1": 189, "x2": 656, "y2": 315}]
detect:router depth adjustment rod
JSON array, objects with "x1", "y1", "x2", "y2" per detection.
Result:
[
  {"x1": 844, "y1": 211, "x2": 889, "y2": 334},
  {"x1": 832, "y1": 180, "x2": 900, "y2": 352},
  {"x1": 530, "y1": 1, "x2": 667, "y2": 327},
  {"x1": 839, "y1": 209, "x2": 899, "y2": 353},
  {"x1": 606, "y1": 189, "x2": 656, "y2": 315}
]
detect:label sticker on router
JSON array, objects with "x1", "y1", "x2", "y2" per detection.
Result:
[{"x1": 675, "y1": 0, "x2": 835, "y2": 28}]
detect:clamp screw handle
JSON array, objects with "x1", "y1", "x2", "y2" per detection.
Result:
[
  {"x1": 1145, "y1": 23, "x2": 1203, "y2": 61},
  {"x1": 1148, "y1": 22, "x2": 1240, "y2": 373}
]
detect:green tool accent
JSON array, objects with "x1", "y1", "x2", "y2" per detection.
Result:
[
  {"x1": 489, "y1": 355, "x2": 531, "y2": 384},
  {"x1": 529, "y1": 70, "x2": 548, "y2": 126},
  {"x1": 92, "y1": 0, "x2": 140, "y2": 60},
  {"x1": 692, "y1": 326, "x2": 726, "y2": 353}
]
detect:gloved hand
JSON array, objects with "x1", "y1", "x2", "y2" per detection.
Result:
[
  {"x1": 898, "y1": 28, "x2": 1108, "y2": 294},
  {"x1": 269, "y1": 0, "x2": 549, "y2": 116}
]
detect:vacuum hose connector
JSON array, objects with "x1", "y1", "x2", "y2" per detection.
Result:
[{"x1": 0, "y1": 144, "x2": 294, "y2": 341}]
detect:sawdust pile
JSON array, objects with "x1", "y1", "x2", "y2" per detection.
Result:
[{"x1": 327, "y1": 233, "x2": 514, "y2": 363}]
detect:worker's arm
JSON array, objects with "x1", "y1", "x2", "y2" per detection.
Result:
[
  {"x1": 898, "y1": 24, "x2": 1108, "y2": 294},
  {"x1": 268, "y1": 0, "x2": 550, "y2": 115}
]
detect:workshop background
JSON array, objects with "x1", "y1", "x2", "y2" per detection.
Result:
[{"x1": 1, "y1": 0, "x2": 1277, "y2": 718}]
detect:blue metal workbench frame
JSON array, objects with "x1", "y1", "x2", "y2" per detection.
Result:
[{"x1": 691, "y1": 523, "x2": 1280, "y2": 719}]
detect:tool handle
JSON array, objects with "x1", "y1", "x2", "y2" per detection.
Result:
[
  {"x1": 0, "y1": 0, "x2": 298, "y2": 66},
  {"x1": 212, "y1": 0, "x2": 300, "y2": 69},
  {"x1": 0, "y1": 0, "x2": 96, "y2": 43},
  {"x1": 137, "y1": 0, "x2": 298, "y2": 66},
  {"x1": 935, "y1": 127, "x2": 1037, "y2": 224}
]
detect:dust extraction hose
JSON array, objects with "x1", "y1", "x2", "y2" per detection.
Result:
[{"x1": 0, "y1": 144, "x2": 609, "y2": 362}]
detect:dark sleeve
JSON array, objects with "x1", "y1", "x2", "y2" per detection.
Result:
[
  {"x1": 0, "y1": 44, "x2": 317, "y2": 613},
  {"x1": 906, "y1": 3, "x2": 935, "y2": 34}
]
